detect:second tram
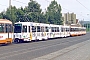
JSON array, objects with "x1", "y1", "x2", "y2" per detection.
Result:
[{"x1": 14, "y1": 22, "x2": 86, "y2": 43}]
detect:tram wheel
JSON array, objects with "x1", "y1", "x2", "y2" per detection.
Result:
[{"x1": 14, "y1": 39, "x2": 19, "y2": 43}]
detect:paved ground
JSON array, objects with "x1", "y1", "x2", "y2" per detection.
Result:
[
  {"x1": 0, "y1": 33, "x2": 90, "y2": 60},
  {"x1": 32, "y1": 39, "x2": 90, "y2": 60}
]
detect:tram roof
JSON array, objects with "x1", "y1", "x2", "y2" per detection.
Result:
[
  {"x1": 0, "y1": 19, "x2": 12, "y2": 24},
  {"x1": 15, "y1": 22, "x2": 50, "y2": 26},
  {"x1": 15, "y1": 22, "x2": 64, "y2": 27}
]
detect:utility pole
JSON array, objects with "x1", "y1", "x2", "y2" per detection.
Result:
[
  {"x1": 9, "y1": 0, "x2": 11, "y2": 20},
  {"x1": 8, "y1": 0, "x2": 11, "y2": 38},
  {"x1": 9, "y1": 0, "x2": 11, "y2": 12}
]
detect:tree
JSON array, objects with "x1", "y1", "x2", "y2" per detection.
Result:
[
  {"x1": 38, "y1": 12, "x2": 48, "y2": 23},
  {"x1": 46, "y1": 0, "x2": 63, "y2": 25},
  {"x1": 5, "y1": 6, "x2": 17, "y2": 24},
  {"x1": 24, "y1": 0, "x2": 42, "y2": 22},
  {"x1": 15, "y1": 7, "x2": 25, "y2": 22},
  {"x1": 0, "y1": 12, "x2": 5, "y2": 19}
]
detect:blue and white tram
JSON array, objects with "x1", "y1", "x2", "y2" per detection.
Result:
[
  {"x1": 14, "y1": 22, "x2": 50, "y2": 43},
  {"x1": 32, "y1": 23, "x2": 49, "y2": 40},
  {"x1": 46, "y1": 24, "x2": 70, "y2": 38},
  {"x1": 60, "y1": 25, "x2": 70, "y2": 37},
  {"x1": 14, "y1": 22, "x2": 86, "y2": 43},
  {"x1": 48, "y1": 24, "x2": 60, "y2": 38}
]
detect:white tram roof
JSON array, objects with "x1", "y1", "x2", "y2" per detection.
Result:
[
  {"x1": 15, "y1": 22, "x2": 50, "y2": 26},
  {"x1": 0, "y1": 19, "x2": 12, "y2": 24},
  {"x1": 15, "y1": 22, "x2": 64, "y2": 27},
  {"x1": 70, "y1": 26, "x2": 86, "y2": 29},
  {"x1": 62, "y1": 25, "x2": 70, "y2": 28},
  {"x1": 70, "y1": 26, "x2": 81, "y2": 28},
  {"x1": 49, "y1": 24, "x2": 63, "y2": 27}
]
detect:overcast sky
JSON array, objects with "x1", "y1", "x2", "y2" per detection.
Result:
[{"x1": 0, "y1": 0, "x2": 90, "y2": 21}]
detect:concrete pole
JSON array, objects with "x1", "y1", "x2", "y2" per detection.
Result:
[{"x1": 9, "y1": 0, "x2": 11, "y2": 15}]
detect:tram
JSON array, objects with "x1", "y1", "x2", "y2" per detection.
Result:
[
  {"x1": 14, "y1": 22, "x2": 86, "y2": 43},
  {"x1": 70, "y1": 26, "x2": 86, "y2": 36},
  {"x1": 0, "y1": 19, "x2": 13, "y2": 44}
]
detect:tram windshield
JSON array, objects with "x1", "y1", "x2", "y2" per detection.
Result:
[
  {"x1": 14, "y1": 24, "x2": 22, "y2": 33},
  {"x1": 0, "y1": 23, "x2": 4, "y2": 33}
]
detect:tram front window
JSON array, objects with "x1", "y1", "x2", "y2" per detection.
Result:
[
  {"x1": 0, "y1": 23, "x2": 4, "y2": 33},
  {"x1": 14, "y1": 24, "x2": 22, "y2": 33}
]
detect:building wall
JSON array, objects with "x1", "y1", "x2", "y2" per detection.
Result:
[
  {"x1": 62, "y1": 12, "x2": 76, "y2": 25},
  {"x1": 71, "y1": 13, "x2": 76, "y2": 24}
]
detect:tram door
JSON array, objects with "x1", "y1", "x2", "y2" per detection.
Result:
[{"x1": 5, "y1": 24, "x2": 12, "y2": 39}]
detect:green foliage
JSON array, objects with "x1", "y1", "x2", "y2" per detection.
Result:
[
  {"x1": 15, "y1": 8, "x2": 25, "y2": 22},
  {"x1": 3, "y1": 6, "x2": 17, "y2": 24},
  {"x1": 46, "y1": 0, "x2": 63, "y2": 25},
  {"x1": 0, "y1": 12, "x2": 4, "y2": 19},
  {"x1": 24, "y1": 0, "x2": 42, "y2": 22},
  {"x1": 39, "y1": 12, "x2": 48, "y2": 23},
  {"x1": 0, "y1": 0, "x2": 63, "y2": 25}
]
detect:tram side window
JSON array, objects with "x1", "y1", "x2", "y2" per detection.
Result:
[
  {"x1": 68, "y1": 28, "x2": 70, "y2": 31},
  {"x1": 5, "y1": 24, "x2": 7, "y2": 33},
  {"x1": 51, "y1": 27, "x2": 54, "y2": 32},
  {"x1": 63, "y1": 28, "x2": 65, "y2": 32},
  {"x1": 66, "y1": 28, "x2": 70, "y2": 32},
  {"x1": 28, "y1": 26, "x2": 30, "y2": 32},
  {"x1": 22, "y1": 25, "x2": 27, "y2": 32},
  {"x1": 61, "y1": 28, "x2": 65, "y2": 32},
  {"x1": 57, "y1": 27, "x2": 59, "y2": 32},
  {"x1": 76, "y1": 28, "x2": 78, "y2": 31},
  {"x1": 70, "y1": 28, "x2": 73, "y2": 32},
  {"x1": 41, "y1": 27, "x2": 44, "y2": 32},
  {"x1": 8, "y1": 24, "x2": 13, "y2": 32},
  {"x1": 74, "y1": 28, "x2": 76, "y2": 31},
  {"x1": 0, "y1": 24, "x2": 4, "y2": 33},
  {"x1": 61, "y1": 28, "x2": 63, "y2": 32},
  {"x1": 45, "y1": 27, "x2": 49, "y2": 32},
  {"x1": 32, "y1": 26, "x2": 36, "y2": 32},
  {"x1": 5, "y1": 24, "x2": 13, "y2": 33},
  {"x1": 55, "y1": 27, "x2": 59, "y2": 32},
  {"x1": 65, "y1": 28, "x2": 67, "y2": 31},
  {"x1": 54, "y1": 27, "x2": 56, "y2": 32},
  {"x1": 37, "y1": 26, "x2": 40, "y2": 32}
]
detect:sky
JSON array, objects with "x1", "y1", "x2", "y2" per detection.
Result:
[{"x1": 0, "y1": 0, "x2": 90, "y2": 21}]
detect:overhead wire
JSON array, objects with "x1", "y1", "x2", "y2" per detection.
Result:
[
  {"x1": 76, "y1": 0, "x2": 90, "y2": 12},
  {"x1": 0, "y1": 4, "x2": 7, "y2": 7},
  {"x1": 11, "y1": 0, "x2": 30, "y2": 22},
  {"x1": 8, "y1": 0, "x2": 90, "y2": 21},
  {"x1": 0, "y1": 0, "x2": 88, "y2": 20},
  {"x1": 75, "y1": 0, "x2": 90, "y2": 20},
  {"x1": 0, "y1": 4, "x2": 8, "y2": 12},
  {"x1": 13, "y1": 0, "x2": 27, "y2": 5},
  {"x1": 44, "y1": 0, "x2": 85, "y2": 20}
]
